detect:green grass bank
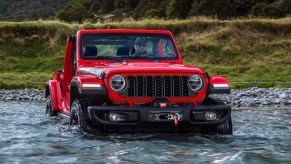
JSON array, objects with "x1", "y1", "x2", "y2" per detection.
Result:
[{"x1": 0, "y1": 18, "x2": 290, "y2": 89}]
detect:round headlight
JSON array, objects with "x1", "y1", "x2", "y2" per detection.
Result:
[
  {"x1": 110, "y1": 75, "x2": 126, "y2": 92},
  {"x1": 188, "y1": 75, "x2": 203, "y2": 92}
]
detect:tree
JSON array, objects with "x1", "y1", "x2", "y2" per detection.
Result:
[
  {"x1": 133, "y1": 0, "x2": 162, "y2": 19},
  {"x1": 89, "y1": 0, "x2": 101, "y2": 13},
  {"x1": 251, "y1": 3, "x2": 268, "y2": 16},
  {"x1": 214, "y1": 0, "x2": 232, "y2": 19},
  {"x1": 166, "y1": 0, "x2": 191, "y2": 19},
  {"x1": 230, "y1": 0, "x2": 254, "y2": 17},
  {"x1": 99, "y1": 0, "x2": 115, "y2": 13},
  {"x1": 126, "y1": 0, "x2": 141, "y2": 9},
  {"x1": 145, "y1": 9, "x2": 162, "y2": 18},
  {"x1": 262, "y1": 4, "x2": 285, "y2": 18},
  {"x1": 189, "y1": 0, "x2": 217, "y2": 17},
  {"x1": 56, "y1": 3, "x2": 90, "y2": 22},
  {"x1": 276, "y1": 0, "x2": 291, "y2": 15},
  {"x1": 77, "y1": 0, "x2": 91, "y2": 10},
  {"x1": 115, "y1": 0, "x2": 126, "y2": 9}
]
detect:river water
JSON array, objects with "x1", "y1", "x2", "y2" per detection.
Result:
[{"x1": 0, "y1": 101, "x2": 290, "y2": 164}]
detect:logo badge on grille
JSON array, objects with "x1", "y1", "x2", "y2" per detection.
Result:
[{"x1": 159, "y1": 102, "x2": 167, "y2": 108}]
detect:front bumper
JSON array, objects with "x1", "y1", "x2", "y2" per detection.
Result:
[{"x1": 87, "y1": 104, "x2": 231, "y2": 133}]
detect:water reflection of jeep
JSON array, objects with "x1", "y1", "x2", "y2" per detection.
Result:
[{"x1": 45, "y1": 30, "x2": 232, "y2": 134}]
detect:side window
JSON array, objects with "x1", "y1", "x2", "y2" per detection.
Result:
[
  {"x1": 161, "y1": 39, "x2": 175, "y2": 57},
  {"x1": 145, "y1": 40, "x2": 154, "y2": 54}
]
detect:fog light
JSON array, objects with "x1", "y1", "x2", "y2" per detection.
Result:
[
  {"x1": 205, "y1": 112, "x2": 217, "y2": 120},
  {"x1": 109, "y1": 112, "x2": 125, "y2": 122}
]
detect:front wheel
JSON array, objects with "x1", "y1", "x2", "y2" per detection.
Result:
[
  {"x1": 46, "y1": 95, "x2": 58, "y2": 117},
  {"x1": 216, "y1": 117, "x2": 233, "y2": 135},
  {"x1": 69, "y1": 99, "x2": 95, "y2": 133},
  {"x1": 203, "y1": 97, "x2": 233, "y2": 135}
]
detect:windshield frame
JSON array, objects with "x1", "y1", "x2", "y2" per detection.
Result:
[{"x1": 79, "y1": 33, "x2": 179, "y2": 61}]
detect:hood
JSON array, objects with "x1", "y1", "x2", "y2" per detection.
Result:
[{"x1": 78, "y1": 62, "x2": 205, "y2": 77}]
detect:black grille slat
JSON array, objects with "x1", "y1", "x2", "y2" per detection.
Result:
[
  {"x1": 127, "y1": 76, "x2": 189, "y2": 98},
  {"x1": 155, "y1": 76, "x2": 163, "y2": 97},
  {"x1": 146, "y1": 76, "x2": 154, "y2": 97},
  {"x1": 137, "y1": 76, "x2": 144, "y2": 97},
  {"x1": 164, "y1": 76, "x2": 171, "y2": 97},
  {"x1": 173, "y1": 76, "x2": 180, "y2": 97},
  {"x1": 182, "y1": 76, "x2": 189, "y2": 97},
  {"x1": 128, "y1": 76, "x2": 135, "y2": 97}
]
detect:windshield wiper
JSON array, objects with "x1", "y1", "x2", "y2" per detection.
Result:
[
  {"x1": 121, "y1": 55, "x2": 159, "y2": 62},
  {"x1": 96, "y1": 56, "x2": 122, "y2": 62}
]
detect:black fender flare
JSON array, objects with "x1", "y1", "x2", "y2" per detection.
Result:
[{"x1": 70, "y1": 80, "x2": 107, "y2": 105}]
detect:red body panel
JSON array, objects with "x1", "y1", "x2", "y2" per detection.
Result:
[
  {"x1": 209, "y1": 76, "x2": 230, "y2": 86},
  {"x1": 49, "y1": 80, "x2": 62, "y2": 111},
  {"x1": 62, "y1": 37, "x2": 74, "y2": 97}
]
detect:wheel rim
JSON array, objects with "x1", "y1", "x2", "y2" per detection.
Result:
[{"x1": 72, "y1": 111, "x2": 79, "y2": 125}]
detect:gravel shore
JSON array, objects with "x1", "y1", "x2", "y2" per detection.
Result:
[
  {"x1": 0, "y1": 89, "x2": 45, "y2": 101},
  {"x1": 211, "y1": 87, "x2": 291, "y2": 107},
  {"x1": 0, "y1": 88, "x2": 290, "y2": 108}
]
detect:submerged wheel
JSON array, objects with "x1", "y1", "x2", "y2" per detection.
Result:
[
  {"x1": 203, "y1": 97, "x2": 233, "y2": 135},
  {"x1": 69, "y1": 98, "x2": 94, "y2": 133},
  {"x1": 46, "y1": 95, "x2": 58, "y2": 117},
  {"x1": 216, "y1": 116, "x2": 233, "y2": 135}
]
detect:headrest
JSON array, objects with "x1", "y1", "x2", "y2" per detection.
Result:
[
  {"x1": 117, "y1": 47, "x2": 129, "y2": 56},
  {"x1": 84, "y1": 46, "x2": 98, "y2": 57}
]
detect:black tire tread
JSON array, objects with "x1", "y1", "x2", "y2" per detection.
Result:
[
  {"x1": 216, "y1": 117, "x2": 233, "y2": 135},
  {"x1": 46, "y1": 95, "x2": 58, "y2": 117},
  {"x1": 70, "y1": 98, "x2": 98, "y2": 134},
  {"x1": 203, "y1": 97, "x2": 233, "y2": 135}
]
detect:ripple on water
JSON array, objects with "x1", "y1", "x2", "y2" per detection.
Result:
[{"x1": 0, "y1": 101, "x2": 290, "y2": 163}]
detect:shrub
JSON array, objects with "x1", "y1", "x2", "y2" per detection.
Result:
[
  {"x1": 115, "y1": 0, "x2": 126, "y2": 9},
  {"x1": 251, "y1": 3, "x2": 268, "y2": 16},
  {"x1": 56, "y1": 3, "x2": 90, "y2": 22},
  {"x1": 262, "y1": 4, "x2": 285, "y2": 18},
  {"x1": 166, "y1": 0, "x2": 191, "y2": 19},
  {"x1": 126, "y1": 0, "x2": 141, "y2": 9},
  {"x1": 99, "y1": 0, "x2": 115, "y2": 13},
  {"x1": 89, "y1": 0, "x2": 101, "y2": 13},
  {"x1": 145, "y1": 9, "x2": 162, "y2": 18}
]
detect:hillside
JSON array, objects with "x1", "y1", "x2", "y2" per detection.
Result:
[
  {"x1": 0, "y1": 18, "x2": 290, "y2": 89},
  {"x1": 0, "y1": 0, "x2": 73, "y2": 21},
  {"x1": 0, "y1": 0, "x2": 290, "y2": 22}
]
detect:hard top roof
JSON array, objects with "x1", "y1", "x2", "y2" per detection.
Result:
[{"x1": 77, "y1": 29, "x2": 173, "y2": 35}]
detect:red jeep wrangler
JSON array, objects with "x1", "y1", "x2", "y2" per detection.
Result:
[{"x1": 45, "y1": 29, "x2": 232, "y2": 134}]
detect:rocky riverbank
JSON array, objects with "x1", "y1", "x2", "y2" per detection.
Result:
[
  {"x1": 212, "y1": 87, "x2": 291, "y2": 107},
  {"x1": 0, "y1": 89, "x2": 45, "y2": 101},
  {"x1": 0, "y1": 88, "x2": 290, "y2": 107}
]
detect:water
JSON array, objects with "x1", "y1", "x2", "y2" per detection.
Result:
[{"x1": 0, "y1": 101, "x2": 290, "y2": 163}]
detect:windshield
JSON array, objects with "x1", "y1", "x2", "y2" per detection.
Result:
[{"x1": 80, "y1": 33, "x2": 178, "y2": 60}]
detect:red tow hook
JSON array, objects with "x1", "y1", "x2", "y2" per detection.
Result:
[
  {"x1": 167, "y1": 113, "x2": 181, "y2": 126},
  {"x1": 172, "y1": 113, "x2": 179, "y2": 126}
]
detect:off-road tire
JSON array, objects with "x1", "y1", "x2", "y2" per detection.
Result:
[
  {"x1": 69, "y1": 98, "x2": 96, "y2": 133},
  {"x1": 46, "y1": 95, "x2": 58, "y2": 117},
  {"x1": 203, "y1": 97, "x2": 233, "y2": 135},
  {"x1": 216, "y1": 117, "x2": 233, "y2": 135}
]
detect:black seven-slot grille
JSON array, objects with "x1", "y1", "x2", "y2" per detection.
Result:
[{"x1": 127, "y1": 76, "x2": 189, "y2": 98}]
